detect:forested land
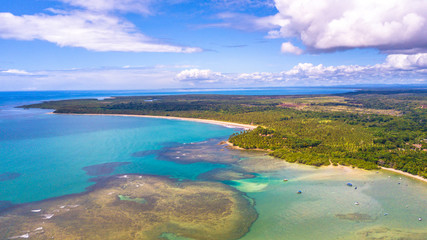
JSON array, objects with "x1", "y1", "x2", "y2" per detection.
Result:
[{"x1": 22, "y1": 89, "x2": 427, "y2": 177}]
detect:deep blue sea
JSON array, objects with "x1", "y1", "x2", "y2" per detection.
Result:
[{"x1": 1, "y1": 88, "x2": 426, "y2": 239}]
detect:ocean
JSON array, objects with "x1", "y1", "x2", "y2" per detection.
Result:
[{"x1": 0, "y1": 88, "x2": 426, "y2": 240}]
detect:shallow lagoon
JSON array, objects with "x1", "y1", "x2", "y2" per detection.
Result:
[{"x1": 0, "y1": 111, "x2": 426, "y2": 239}]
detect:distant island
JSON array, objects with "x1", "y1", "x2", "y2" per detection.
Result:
[{"x1": 22, "y1": 89, "x2": 427, "y2": 179}]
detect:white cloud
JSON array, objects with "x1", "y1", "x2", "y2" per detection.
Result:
[
  {"x1": 0, "y1": 11, "x2": 200, "y2": 53},
  {"x1": 1, "y1": 57, "x2": 426, "y2": 91},
  {"x1": 1, "y1": 69, "x2": 32, "y2": 75},
  {"x1": 281, "y1": 42, "x2": 303, "y2": 55},
  {"x1": 283, "y1": 63, "x2": 376, "y2": 80},
  {"x1": 260, "y1": 0, "x2": 427, "y2": 53},
  {"x1": 175, "y1": 69, "x2": 225, "y2": 83},
  {"x1": 60, "y1": 0, "x2": 153, "y2": 14},
  {"x1": 177, "y1": 53, "x2": 427, "y2": 86},
  {"x1": 383, "y1": 53, "x2": 427, "y2": 70},
  {"x1": 200, "y1": 12, "x2": 268, "y2": 31},
  {"x1": 0, "y1": 0, "x2": 201, "y2": 53}
]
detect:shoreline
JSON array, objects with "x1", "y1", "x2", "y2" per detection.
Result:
[
  {"x1": 380, "y1": 167, "x2": 427, "y2": 183},
  {"x1": 49, "y1": 112, "x2": 426, "y2": 183},
  {"x1": 224, "y1": 141, "x2": 271, "y2": 152},
  {"x1": 49, "y1": 112, "x2": 257, "y2": 130}
]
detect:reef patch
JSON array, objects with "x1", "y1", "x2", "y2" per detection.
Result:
[
  {"x1": 352, "y1": 226, "x2": 427, "y2": 240},
  {"x1": 0, "y1": 175, "x2": 257, "y2": 240},
  {"x1": 82, "y1": 162, "x2": 130, "y2": 176}
]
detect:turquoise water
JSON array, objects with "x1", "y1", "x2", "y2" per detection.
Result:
[
  {"x1": 0, "y1": 112, "x2": 234, "y2": 203},
  {"x1": 235, "y1": 161, "x2": 427, "y2": 239},
  {"x1": 1, "y1": 89, "x2": 426, "y2": 239}
]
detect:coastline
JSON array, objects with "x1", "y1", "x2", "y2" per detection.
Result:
[
  {"x1": 49, "y1": 112, "x2": 257, "y2": 130},
  {"x1": 224, "y1": 141, "x2": 271, "y2": 152},
  {"x1": 381, "y1": 167, "x2": 427, "y2": 183},
  {"x1": 49, "y1": 112, "x2": 426, "y2": 183}
]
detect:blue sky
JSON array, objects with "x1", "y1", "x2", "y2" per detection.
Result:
[{"x1": 0, "y1": 0, "x2": 426, "y2": 90}]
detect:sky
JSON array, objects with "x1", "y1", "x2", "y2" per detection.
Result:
[{"x1": 1, "y1": 0, "x2": 427, "y2": 90}]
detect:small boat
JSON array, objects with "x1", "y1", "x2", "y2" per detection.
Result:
[
  {"x1": 347, "y1": 183, "x2": 353, "y2": 187},
  {"x1": 297, "y1": 190, "x2": 302, "y2": 194},
  {"x1": 283, "y1": 179, "x2": 288, "y2": 182},
  {"x1": 354, "y1": 202, "x2": 359, "y2": 205},
  {"x1": 419, "y1": 217, "x2": 422, "y2": 221}
]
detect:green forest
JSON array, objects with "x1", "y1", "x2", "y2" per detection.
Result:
[{"x1": 22, "y1": 89, "x2": 427, "y2": 178}]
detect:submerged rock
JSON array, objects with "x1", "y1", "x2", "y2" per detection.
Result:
[
  {"x1": 354, "y1": 226, "x2": 427, "y2": 240},
  {"x1": 0, "y1": 172, "x2": 21, "y2": 182},
  {"x1": 335, "y1": 213, "x2": 373, "y2": 221}
]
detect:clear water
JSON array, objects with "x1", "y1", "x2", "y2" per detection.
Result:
[
  {"x1": 0, "y1": 112, "x2": 233, "y2": 203},
  {"x1": 237, "y1": 163, "x2": 427, "y2": 239},
  {"x1": 0, "y1": 89, "x2": 426, "y2": 239}
]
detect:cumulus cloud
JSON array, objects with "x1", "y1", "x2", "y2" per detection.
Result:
[
  {"x1": 384, "y1": 53, "x2": 427, "y2": 70},
  {"x1": 260, "y1": 0, "x2": 427, "y2": 53},
  {"x1": 281, "y1": 42, "x2": 303, "y2": 55},
  {"x1": 175, "y1": 69, "x2": 225, "y2": 83},
  {"x1": 177, "y1": 53, "x2": 427, "y2": 86}
]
